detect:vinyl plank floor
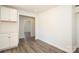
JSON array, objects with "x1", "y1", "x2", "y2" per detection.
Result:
[
  {"x1": 0, "y1": 38, "x2": 65, "y2": 53},
  {"x1": 74, "y1": 48, "x2": 79, "y2": 53}
]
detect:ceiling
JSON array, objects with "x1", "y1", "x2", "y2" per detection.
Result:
[{"x1": 6, "y1": 5, "x2": 57, "y2": 13}]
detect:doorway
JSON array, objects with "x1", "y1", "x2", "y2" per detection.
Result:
[
  {"x1": 24, "y1": 20, "x2": 31, "y2": 39},
  {"x1": 19, "y1": 15, "x2": 35, "y2": 40}
]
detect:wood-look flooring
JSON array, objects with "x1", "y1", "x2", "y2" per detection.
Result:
[
  {"x1": 0, "y1": 38, "x2": 65, "y2": 53},
  {"x1": 74, "y1": 48, "x2": 79, "y2": 53}
]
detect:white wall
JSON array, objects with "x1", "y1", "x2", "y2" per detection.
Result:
[
  {"x1": 0, "y1": 22, "x2": 18, "y2": 33},
  {"x1": 74, "y1": 6, "x2": 79, "y2": 48},
  {"x1": 76, "y1": 13, "x2": 79, "y2": 48},
  {"x1": 19, "y1": 15, "x2": 25, "y2": 38},
  {"x1": 72, "y1": 6, "x2": 77, "y2": 51},
  {"x1": 31, "y1": 18, "x2": 35, "y2": 37},
  {"x1": 24, "y1": 21, "x2": 31, "y2": 32},
  {"x1": 36, "y1": 6, "x2": 74, "y2": 52}
]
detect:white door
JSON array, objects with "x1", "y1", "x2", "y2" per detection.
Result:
[
  {"x1": 10, "y1": 9, "x2": 17, "y2": 21},
  {"x1": 0, "y1": 7, "x2": 10, "y2": 20},
  {"x1": 10, "y1": 33, "x2": 19, "y2": 47},
  {"x1": 0, "y1": 34, "x2": 10, "y2": 50},
  {"x1": 0, "y1": 7, "x2": 17, "y2": 21}
]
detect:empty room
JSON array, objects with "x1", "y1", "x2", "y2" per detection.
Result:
[{"x1": 0, "y1": 5, "x2": 79, "y2": 53}]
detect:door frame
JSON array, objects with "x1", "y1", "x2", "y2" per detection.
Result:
[{"x1": 18, "y1": 14, "x2": 35, "y2": 40}]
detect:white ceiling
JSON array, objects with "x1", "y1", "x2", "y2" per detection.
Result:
[{"x1": 6, "y1": 5, "x2": 57, "y2": 13}]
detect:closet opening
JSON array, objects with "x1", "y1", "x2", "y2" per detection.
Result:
[{"x1": 19, "y1": 15, "x2": 35, "y2": 41}]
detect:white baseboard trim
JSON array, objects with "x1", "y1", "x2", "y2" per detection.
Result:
[{"x1": 37, "y1": 39, "x2": 73, "y2": 53}]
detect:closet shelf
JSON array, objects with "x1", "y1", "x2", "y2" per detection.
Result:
[{"x1": 0, "y1": 20, "x2": 16, "y2": 23}]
